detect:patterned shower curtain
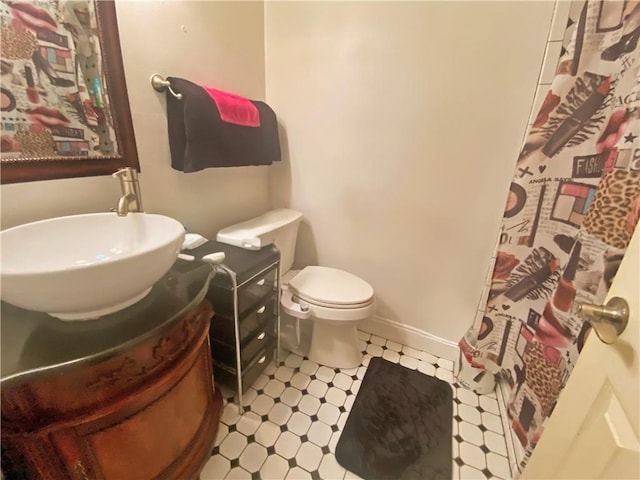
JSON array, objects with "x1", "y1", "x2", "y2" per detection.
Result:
[{"x1": 460, "y1": 0, "x2": 639, "y2": 470}]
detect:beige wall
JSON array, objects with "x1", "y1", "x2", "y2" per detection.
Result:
[
  {"x1": 265, "y1": 1, "x2": 555, "y2": 343},
  {"x1": 474, "y1": 0, "x2": 578, "y2": 350},
  {"x1": 1, "y1": 1, "x2": 558, "y2": 347},
  {"x1": 1, "y1": 1, "x2": 268, "y2": 238}
]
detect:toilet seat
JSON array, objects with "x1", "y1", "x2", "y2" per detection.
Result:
[
  {"x1": 281, "y1": 266, "x2": 375, "y2": 322},
  {"x1": 294, "y1": 293, "x2": 373, "y2": 310},
  {"x1": 288, "y1": 266, "x2": 374, "y2": 309}
]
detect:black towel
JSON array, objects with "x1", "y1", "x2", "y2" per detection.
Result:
[{"x1": 166, "y1": 77, "x2": 281, "y2": 172}]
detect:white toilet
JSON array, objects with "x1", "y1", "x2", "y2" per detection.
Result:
[{"x1": 217, "y1": 209, "x2": 375, "y2": 369}]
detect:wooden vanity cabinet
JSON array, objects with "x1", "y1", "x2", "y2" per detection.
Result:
[{"x1": 1, "y1": 265, "x2": 223, "y2": 480}]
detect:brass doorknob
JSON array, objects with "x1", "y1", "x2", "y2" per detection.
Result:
[{"x1": 575, "y1": 297, "x2": 629, "y2": 344}]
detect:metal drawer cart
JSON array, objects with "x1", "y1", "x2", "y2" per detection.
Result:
[{"x1": 190, "y1": 240, "x2": 280, "y2": 414}]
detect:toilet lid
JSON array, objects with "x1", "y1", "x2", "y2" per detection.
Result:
[{"x1": 289, "y1": 266, "x2": 374, "y2": 307}]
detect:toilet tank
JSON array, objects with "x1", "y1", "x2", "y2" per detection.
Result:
[{"x1": 216, "y1": 209, "x2": 303, "y2": 274}]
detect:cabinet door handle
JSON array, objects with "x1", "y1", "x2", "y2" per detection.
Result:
[
  {"x1": 257, "y1": 332, "x2": 266, "y2": 340},
  {"x1": 257, "y1": 278, "x2": 266, "y2": 286},
  {"x1": 258, "y1": 355, "x2": 266, "y2": 364},
  {"x1": 257, "y1": 305, "x2": 266, "y2": 314}
]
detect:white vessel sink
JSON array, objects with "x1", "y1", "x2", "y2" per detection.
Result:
[{"x1": 1, "y1": 213, "x2": 185, "y2": 320}]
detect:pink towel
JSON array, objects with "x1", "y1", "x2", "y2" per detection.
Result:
[{"x1": 202, "y1": 86, "x2": 260, "y2": 127}]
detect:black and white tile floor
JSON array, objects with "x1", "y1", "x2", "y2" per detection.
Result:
[{"x1": 201, "y1": 331, "x2": 513, "y2": 480}]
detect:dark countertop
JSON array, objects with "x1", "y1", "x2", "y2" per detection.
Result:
[{"x1": 1, "y1": 259, "x2": 214, "y2": 387}]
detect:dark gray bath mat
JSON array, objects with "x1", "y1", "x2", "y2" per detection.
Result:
[{"x1": 335, "y1": 357, "x2": 453, "y2": 480}]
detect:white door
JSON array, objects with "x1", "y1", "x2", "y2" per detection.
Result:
[{"x1": 522, "y1": 225, "x2": 640, "y2": 479}]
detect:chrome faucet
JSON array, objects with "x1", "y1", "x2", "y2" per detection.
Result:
[{"x1": 112, "y1": 167, "x2": 143, "y2": 216}]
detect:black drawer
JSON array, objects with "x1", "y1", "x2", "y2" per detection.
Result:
[
  {"x1": 211, "y1": 318, "x2": 275, "y2": 369},
  {"x1": 214, "y1": 342, "x2": 275, "y2": 390},
  {"x1": 210, "y1": 296, "x2": 276, "y2": 346},
  {"x1": 207, "y1": 265, "x2": 278, "y2": 318}
]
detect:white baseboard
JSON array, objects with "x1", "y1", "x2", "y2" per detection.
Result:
[{"x1": 359, "y1": 314, "x2": 460, "y2": 363}]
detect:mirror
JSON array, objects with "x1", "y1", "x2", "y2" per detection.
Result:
[{"x1": 0, "y1": 0, "x2": 138, "y2": 184}]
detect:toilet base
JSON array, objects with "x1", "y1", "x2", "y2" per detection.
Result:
[{"x1": 308, "y1": 320, "x2": 362, "y2": 369}]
